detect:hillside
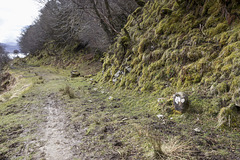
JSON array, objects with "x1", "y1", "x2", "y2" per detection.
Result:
[{"x1": 101, "y1": 0, "x2": 240, "y2": 124}]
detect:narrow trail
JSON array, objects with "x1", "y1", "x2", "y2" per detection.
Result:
[{"x1": 39, "y1": 95, "x2": 76, "y2": 160}]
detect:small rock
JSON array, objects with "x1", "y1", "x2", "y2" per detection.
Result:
[
  {"x1": 112, "y1": 78, "x2": 117, "y2": 83},
  {"x1": 114, "y1": 70, "x2": 123, "y2": 78},
  {"x1": 157, "y1": 114, "x2": 164, "y2": 119},
  {"x1": 162, "y1": 120, "x2": 166, "y2": 125},
  {"x1": 125, "y1": 66, "x2": 132, "y2": 73},
  {"x1": 122, "y1": 118, "x2": 128, "y2": 121},
  {"x1": 193, "y1": 127, "x2": 201, "y2": 132},
  {"x1": 108, "y1": 96, "x2": 114, "y2": 100},
  {"x1": 71, "y1": 70, "x2": 80, "y2": 77},
  {"x1": 173, "y1": 92, "x2": 189, "y2": 113},
  {"x1": 93, "y1": 88, "x2": 98, "y2": 91}
]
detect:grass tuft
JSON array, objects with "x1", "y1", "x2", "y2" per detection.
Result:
[
  {"x1": 62, "y1": 85, "x2": 75, "y2": 99},
  {"x1": 161, "y1": 136, "x2": 192, "y2": 160},
  {"x1": 135, "y1": 124, "x2": 192, "y2": 159}
]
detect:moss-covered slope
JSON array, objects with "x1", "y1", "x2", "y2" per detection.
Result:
[
  {"x1": 26, "y1": 44, "x2": 102, "y2": 76},
  {"x1": 101, "y1": 0, "x2": 240, "y2": 122}
]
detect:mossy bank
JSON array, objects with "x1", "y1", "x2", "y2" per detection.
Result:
[{"x1": 100, "y1": 0, "x2": 240, "y2": 127}]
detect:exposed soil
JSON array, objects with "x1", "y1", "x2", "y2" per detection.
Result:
[{"x1": 39, "y1": 94, "x2": 76, "y2": 160}]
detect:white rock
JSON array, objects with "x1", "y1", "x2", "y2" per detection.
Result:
[
  {"x1": 93, "y1": 88, "x2": 98, "y2": 91},
  {"x1": 114, "y1": 70, "x2": 122, "y2": 78},
  {"x1": 193, "y1": 127, "x2": 201, "y2": 132},
  {"x1": 162, "y1": 120, "x2": 166, "y2": 124},
  {"x1": 112, "y1": 78, "x2": 117, "y2": 83},
  {"x1": 157, "y1": 114, "x2": 164, "y2": 119},
  {"x1": 122, "y1": 118, "x2": 128, "y2": 121},
  {"x1": 108, "y1": 96, "x2": 114, "y2": 100},
  {"x1": 125, "y1": 66, "x2": 132, "y2": 72}
]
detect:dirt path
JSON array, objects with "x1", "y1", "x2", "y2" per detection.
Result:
[{"x1": 39, "y1": 96, "x2": 74, "y2": 160}]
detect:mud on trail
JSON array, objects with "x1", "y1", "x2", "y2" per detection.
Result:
[
  {"x1": 38, "y1": 94, "x2": 76, "y2": 160},
  {"x1": 1, "y1": 65, "x2": 240, "y2": 160}
]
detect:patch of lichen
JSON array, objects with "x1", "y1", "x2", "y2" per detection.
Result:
[{"x1": 100, "y1": 0, "x2": 240, "y2": 119}]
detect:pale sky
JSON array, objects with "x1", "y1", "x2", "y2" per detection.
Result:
[{"x1": 0, "y1": 0, "x2": 42, "y2": 44}]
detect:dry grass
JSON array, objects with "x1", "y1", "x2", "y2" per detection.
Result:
[
  {"x1": 135, "y1": 124, "x2": 192, "y2": 159},
  {"x1": 161, "y1": 136, "x2": 192, "y2": 160}
]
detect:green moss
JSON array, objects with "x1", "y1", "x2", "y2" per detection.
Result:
[
  {"x1": 120, "y1": 36, "x2": 130, "y2": 48},
  {"x1": 102, "y1": 55, "x2": 111, "y2": 71},
  {"x1": 219, "y1": 32, "x2": 230, "y2": 45},
  {"x1": 132, "y1": 7, "x2": 142, "y2": 16},
  {"x1": 155, "y1": 20, "x2": 166, "y2": 35},
  {"x1": 227, "y1": 32, "x2": 239, "y2": 44},
  {"x1": 140, "y1": 82, "x2": 154, "y2": 92},
  {"x1": 182, "y1": 13, "x2": 195, "y2": 23},
  {"x1": 219, "y1": 42, "x2": 240, "y2": 58},
  {"x1": 205, "y1": 16, "x2": 219, "y2": 28},
  {"x1": 161, "y1": 8, "x2": 173, "y2": 16},
  {"x1": 216, "y1": 82, "x2": 229, "y2": 94},
  {"x1": 221, "y1": 64, "x2": 232, "y2": 72},
  {"x1": 138, "y1": 38, "x2": 149, "y2": 54},
  {"x1": 232, "y1": 89, "x2": 240, "y2": 106},
  {"x1": 217, "y1": 104, "x2": 240, "y2": 128},
  {"x1": 102, "y1": 68, "x2": 111, "y2": 82},
  {"x1": 207, "y1": 22, "x2": 228, "y2": 36},
  {"x1": 230, "y1": 76, "x2": 240, "y2": 91}
]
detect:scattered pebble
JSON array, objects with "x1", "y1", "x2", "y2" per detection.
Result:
[
  {"x1": 112, "y1": 78, "x2": 117, "y2": 83},
  {"x1": 162, "y1": 120, "x2": 166, "y2": 125},
  {"x1": 122, "y1": 118, "x2": 128, "y2": 121},
  {"x1": 108, "y1": 96, "x2": 114, "y2": 100},
  {"x1": 193, "y1": 127, "x2": 201, "y2": 132},
  {"x1": 157, "y1": 114, "x2": 164, "y2": 119}
]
